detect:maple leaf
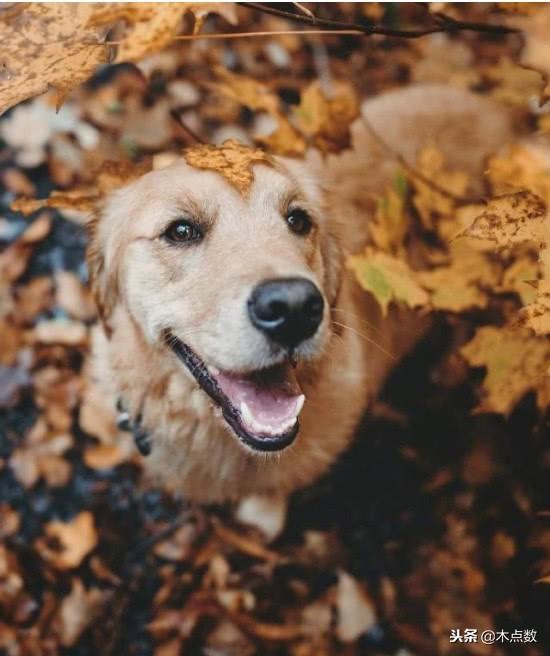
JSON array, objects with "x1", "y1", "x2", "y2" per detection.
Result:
[
  {"x1": 0, "y1": 3, "x2": 237, "y2": 115},
  {"x1": 0, "y1": 4, "x2": 110, "y2": 115},
  {"x1": 417, "y1": 241, "x2": 500, "y2": 313},
  {"x1": 347, "y1": 249, "x2": 429, "y2": 316},
  {"x1": 294, "y1": 80, "x2": 359, "y2": 153},
  {"x1": 184, "y1": 140, "x2": 272, "y2": 196},
  {"x1": 461, "y1": 325, "x2": 550, "y2": 414},
  {"x1": 458, "y1": 190, "x2": 547, "y2": 251}
]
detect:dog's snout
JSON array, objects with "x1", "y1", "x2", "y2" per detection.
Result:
[{"x1": 247, "y1": 277, "x2": 324, "y2": 348}]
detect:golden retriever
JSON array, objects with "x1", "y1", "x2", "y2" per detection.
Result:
[{"x1": 88, "y1": 84, "x2": 512, "y2": 534}]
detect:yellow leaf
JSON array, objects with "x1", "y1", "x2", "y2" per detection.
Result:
[
  {"x1": 0, "y1": 3, "x2": 237, "y2": 115},
  {"x1": 0, "y1": 4, "x2": 110, "y2": 115},
  {"x1": 461, "y1": 326, "x2": 550, "y2": 414},
  {"x1": 12, "y1": 159, "x2": 150, "y2": 215},
  {"x1": 488, "y1": 145, "x2": 550, "y2": 204},
  {"x1": 519, "y1": 277, "x2": 550, "y2": 336},
  {"x1": 417, "y1": 241, "x2": 500, "y2": 312},
  {"x1": 184, "y1": 140, "x2": 272, "y2": 196},
  {"x1": 347, "y1": 249, "x2": 429, "y2": 316},
  {"x1": 503, "y1": 4, "x2": 550, "y2": 101},
  {"x1": 368, "y1": 171, "x2": 410, "y2": 253},
  {"x1": 294, "y1": 80, "x2": 359, "y2": 153},
  {"x1": 89, "y1": 3, "x2": 237, "y2": 63},
  {"x1": 411, "y1": 145, "x2": 469, "y2": 229},
  {"x1": 459, "y1": 191, "x2": 547, "y2": 251},
  {"x1": 40, "y1": 511, "x2": 98, "y2": 570}
]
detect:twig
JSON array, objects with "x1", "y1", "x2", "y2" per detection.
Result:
[
  {"x1": 239, "y1": 2, "x2": 518, "y2": 38},
  {"x1": 170, "y1": 108, "x2": 205, "y2": 145}
]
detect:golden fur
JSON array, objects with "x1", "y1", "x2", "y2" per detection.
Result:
[{"x1": 88, "y1": 84, "x2": 513, "y2": 506}]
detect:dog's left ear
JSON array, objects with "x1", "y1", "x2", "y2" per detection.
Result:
[{"x1": 86, "y1": 210, "x2": 119, "y2": 336}]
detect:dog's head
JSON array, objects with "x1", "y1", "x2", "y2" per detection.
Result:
[{"x1": 88, "y1": 145, "x2": 342, "y2": 452}]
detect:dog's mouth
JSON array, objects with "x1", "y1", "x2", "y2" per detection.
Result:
[{"x1": 164, "y1": 331, "x2": 304, "y2": 452}]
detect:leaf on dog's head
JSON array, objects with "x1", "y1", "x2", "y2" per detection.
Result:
[
  {"x1": 347, "y1": 249, "x2": 429, "y2": 316},
  {"x1": 461, "y1": 325, "x2": 550, "y2": 414},
  {"x1": 183, "y1": 140, "x2": 272, "y2": 196}
]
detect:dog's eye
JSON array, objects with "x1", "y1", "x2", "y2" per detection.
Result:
[
  {"x1": 286, "y1": 208, "x2": 312, "y2": 236},
  {"x1": 163, "y1": 219, "x2": 202, "y2": 244}
]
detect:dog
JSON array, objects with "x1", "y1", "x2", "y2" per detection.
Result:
[{"x1": 88, "y1": 84, "x2": 512, "y2": 536}]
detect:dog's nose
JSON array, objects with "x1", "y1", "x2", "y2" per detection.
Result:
[{"x1": 247, "y1": 277, "x2": 324, "y2": 349}]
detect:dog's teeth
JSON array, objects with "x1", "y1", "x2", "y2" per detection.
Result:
[
  {"x1": 240, "y1": 401, "x2": 255, "y2": 427},
  {"x1": 295, "y1": 394, "x2": 305, "y2": 415},
  {"x1": 240, "y1": 401, "x2": 297, "y2": 436},
  {"x1": 210, "y1": 366, "x2": 220, "y2": 375}
]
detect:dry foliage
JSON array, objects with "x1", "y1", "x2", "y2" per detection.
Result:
[{"x1": 1, "y1": 3, "x2": 549, "y2": 656}]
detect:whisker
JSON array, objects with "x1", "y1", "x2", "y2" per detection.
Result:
[
  {"x1": 331, "y1": 307, "x2": 387, "y2": 339},
  {"x1": 331, "y1": 320, "x2": 396, "y2": 360}
]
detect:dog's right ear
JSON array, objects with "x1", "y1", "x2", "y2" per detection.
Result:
[{"x1": 86, "y1": 210, "x2": 119, "y2": 337}]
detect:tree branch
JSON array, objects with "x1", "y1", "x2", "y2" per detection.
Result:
[{"x1": 239, "y1": 2, "x2": 518, "y2": 39}]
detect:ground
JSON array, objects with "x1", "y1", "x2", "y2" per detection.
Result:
[{"x1": 0, "y1": 4, "x2": 549, "y2": 655}]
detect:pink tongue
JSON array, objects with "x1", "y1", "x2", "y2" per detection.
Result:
[{"x1": 215, "y1": 365, "x2": 303, "y2": 427}]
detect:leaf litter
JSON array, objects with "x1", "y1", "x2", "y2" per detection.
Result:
[{"x1": 0, "y1": 3, "x2": 549, "y2": 655}]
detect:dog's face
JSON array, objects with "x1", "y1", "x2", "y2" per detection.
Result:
[{"x1": 90, "y1": 156, "x2": 341, "y2": 452}]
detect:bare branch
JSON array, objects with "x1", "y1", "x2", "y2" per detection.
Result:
[{"x1": 239, "y1": 2, "x2": 519, "y2": 39}]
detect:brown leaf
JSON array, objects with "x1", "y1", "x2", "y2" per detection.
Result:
[
  {"x1": 57, "y1": 579, "x2": 108, "y2": 647},
  {"x1": 336, "y1": 571, "x2": 377, "y2": 643},
  {"x1": 40, "y1": 511, "x2": 98, "y2": 570},
  {"x1": 55, "y1": 272, "x2": 96, "y2": 321}
]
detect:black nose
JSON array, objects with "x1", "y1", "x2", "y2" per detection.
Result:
[{"x1": 247, "y1": 277, "x2": 324, "y2": 349}]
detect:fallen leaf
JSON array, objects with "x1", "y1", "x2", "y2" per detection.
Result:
[
  {"x1": 57, "y1": 579, "x2": 108, "y2": 647},
  {"x1": 504, "y1": 4, "x2": 550, "y2": 100},
  {"x1": 336, "y1": 571, "x2": 377, "y2": 643},
  {"x1": 411, "y1": 145, "x2": 469, "y2": 229},
  {"x1": 294, "y1": 80, "x2": 359, "y2": 153},
  {"x1": 55, "y1": 272, "x2": 96, "y2": 321},
  {"x1": 347, "y1": 248, "x2": 429, "y2": 316},
  {"x1": 33, "y1": 320, "x2": 88, "y2": 346},
  {"x1": 40, "y1": 511, "x2": 98, "y2": 570},
  {"x1": 209, "y1": 68, "x2": 305, "y2": 156},
  {"x1": 417, "y1": 241, "x2": 500, "y2": 312},
  {"x1": 368, "y1": 171, "x2": 410, "y2": 253},
  {"x1": 461, "y1": 325, "x2": 550, "y2": 413}
]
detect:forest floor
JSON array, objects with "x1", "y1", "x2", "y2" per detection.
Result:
[{"x1": 0, "y1": 4, "x2": 549, "y2": 655}]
